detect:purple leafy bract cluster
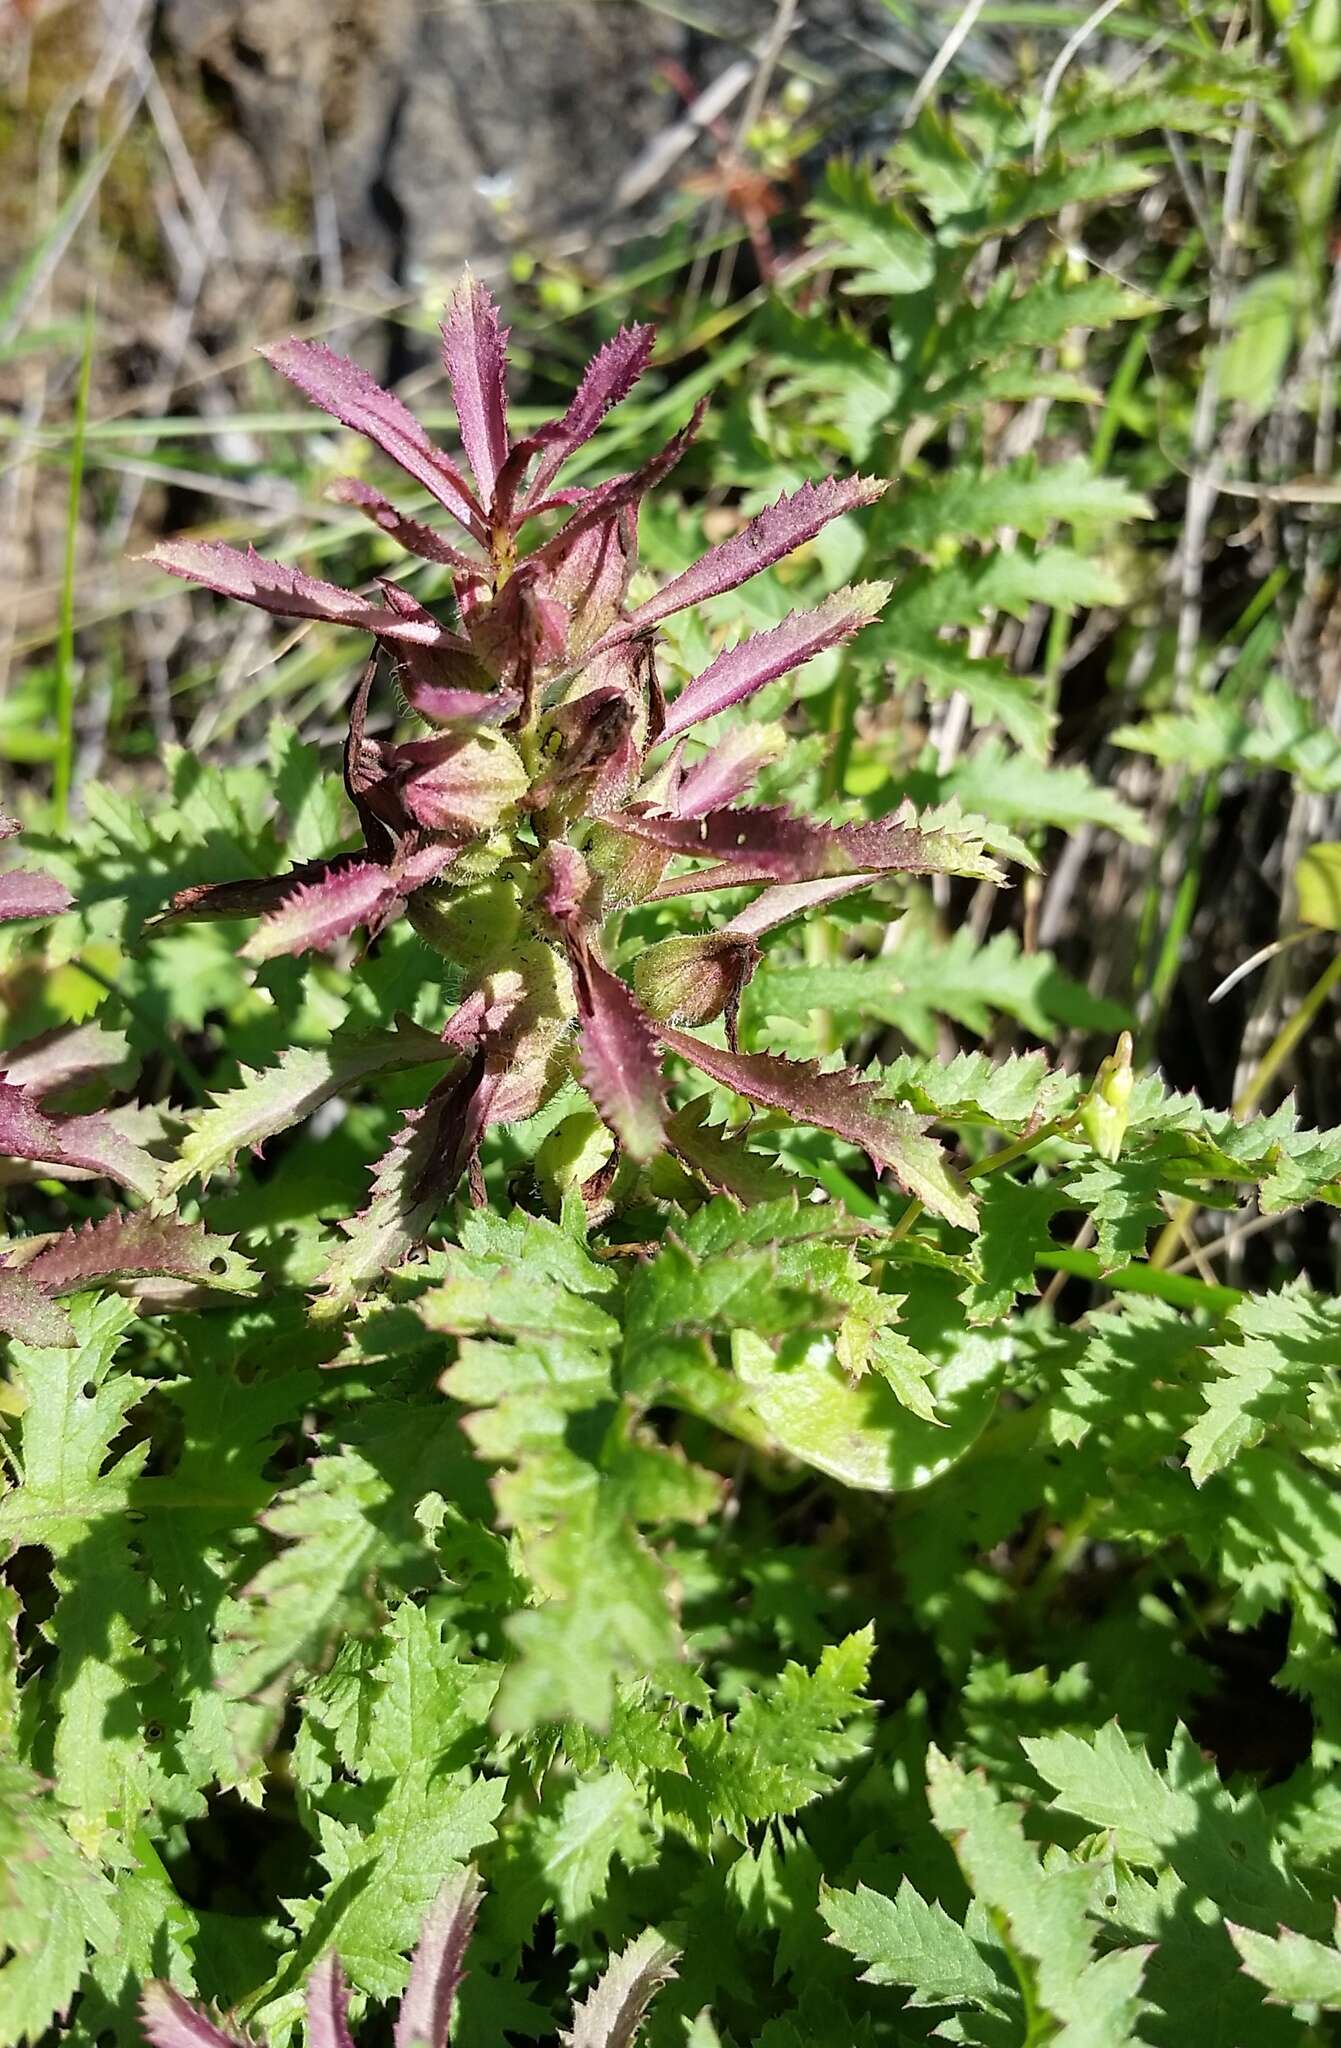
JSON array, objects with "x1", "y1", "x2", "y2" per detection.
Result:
[
  {"x1": 148, "y1": 276, "x2": 1000, "y2": 1264},
  {"x1": 141, "y1": 1865, "x2": 677, "y2": 2048}
]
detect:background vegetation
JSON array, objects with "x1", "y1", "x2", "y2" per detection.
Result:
[{"x1": 4, "y1": 2, "x2": 1341, "y2": 2044}]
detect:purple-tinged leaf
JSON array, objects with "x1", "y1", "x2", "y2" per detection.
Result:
[
  {"x1": 725, "y1": 872, "x2": 880, "y2": 938},
  {"x1": 403, "y1": 682, "x2": 522, "y2": 729},
  {"x1": 0, "y1": 1081, "x2": 159, "y2": 1197},
  {"x1": 607, "y1": 475, "x2": 887, "y2": 637},
  {"x1": 600, "y1": 801, "x2": 1006, "y2": 899},
  {"x1": 524, "y1": 323, "x2": 657, "y2": 502},
  {"x1": 317, "y1": 1051, "x2": 501, "y2": 1313},
  {"x1": 18, "y1": 1212, "x2": 255, "y2": 1297},
  {"x1": 571, "y1": 950, "x2": 667, "y2": 1163},
  {"x1": 541, "y1": 841, "x2": 597, "y2": 927},
  {"x1": 562, "y1": 1929, "x2": 679, "y2": 2048},
  {"x1": 661, "y1": 583, "x2": 890, "y2": 741},
  {"x1": 466, "y1": 569, "x2": 571, "y2": 686},
  {"x1": 658, "y1": 1030, "x2": 976, "y2": 1228},
  {"x1": 392, "y1": 653, "x2": 514, "y2": 742},
  {"x1": 394, "y1": 1866, "x2": 485, "y2": 2048},
  {"x1": 543, "y1": 846, "x2": 666, "y2": 1161},
  {"x1": 585, "y1": 820, "x2": 670, "y2": 909},
  {"x1": 162, "y1": 1026, "x2": 457, "y2": 1196},
  {"x1": 140, "y1": 1984, "x2": 243, "y2": 2048},
  {"x1": 327, "y1": 477, "x2": 484, "y2": 574},
  {"x1": 234, "y1": 847, "x2": 456, "y2": 961},
  {"x1": 535, "y1": 403, "x2": 706, "y2": 573},
  {"x1": 838, "y1": 804, "x2": 1009, "y2": 883},
  {"x1": 396, "y1": 730, "x2": 529, "y2": 838},
  {"x1": 241, "y1": 861, "x2": 400, "y2": 962},
  {"x1": 0, "y1": 1105, "x2": 166, "y2": 1191},
  {"x1": 0, "y1": 1268, "x2": 76, "y2": 1345},
  {"x1": 669, "y1": 726, "x2": 785, "y2": 818},
  {"x1": 440, "y1": 274, "x2": 511, "y2": 511},
  {"x1": 522, "y1": 484, "x2": 605, "y2": 520},
  {"x1": 148, "y1": 861, "x2": 341, "y2": 930},
  {"x1": 376, "y1": 579, "x2": 464, "y2": 630},
  {"x1": 529, "y1": 478, "x2": 597, "y2": 508},
  {"x1": 0, "y1": 1021, "x2": 131, "y2": 1096},
  {"x1": 0, "y1": 815, "x2": 70, "y2": 923},
  {"x1": 262, "y1": 337, "x2": 483, "y2": 536},
  {"x1": 530, "y1": 687, "x2": 638, "y2": 817},
  {"x1": 147, "y1": 541, "x2": 463, "y2": 646},
  {"x1": 597, "y1": 805, "x2": 820, "y2": 884},
  {"x1": 305, "y1": 1954, "x2": 355, "y2": 2048},
  {"x1": 0, "y1": 867, "x2": 73, "y2": 922},
  {"x1": 532, "y1": 522, "x2": 641, "y2": 671}
]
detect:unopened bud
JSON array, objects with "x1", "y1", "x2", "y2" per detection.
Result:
[
  {"x1": 397, "y1": 729, "x2": 529, "y2": 838},
  {"x1": 535, "y1": 1109, "x2": 615, "y2": 1199},
  {"x1": 409, "y1": 877, "x2": 521, "y2": 973},
  {"x1": 633, "y1": 931, "x2": 760, "y2": 1029},
  {"x1": 1081, "y1": 1029, "x2": 1134, "y2": 1162},
  {"x1": 586, "y1": 822, "x2": 668, "y2": 907}
]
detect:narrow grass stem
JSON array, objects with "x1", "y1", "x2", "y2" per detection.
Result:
[{"x1": 53, "y1": 299, "x2": 94, "y2": 830}]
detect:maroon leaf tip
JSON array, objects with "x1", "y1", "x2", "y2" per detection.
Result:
[
  {"x1": 394, "y1": 1865, "x2": 485, "y2": 2048},
  {"x1": 526, "y1": 323, "x2": 657, "y2": 503},
  {"x1": 241, "y1": 861, "x2": 401, "y2": 963},
  {"x1": 305, "y1": 1954, "x2": 356, "y2": 2048},
  {"x1": 659, "y1": 1029, "x2": 976, "y2": 1228},
  {"x1": 140, "y1": 1983, "x2": 243, "y2": 2048},
  {"x1": 261, "y1": 336, "x2": 482, "y2": 535},
  {"x1": 661, "y1": 583, "x2": 890, "y2": 741},
  {"x1": 147, "y1": 540, "x2": 459, "y2": 647},
  {"x1": 620, "y1": 473, "x2": 888, "y2": 635},
  {"x1": 0, "y1": 868, "x2": 73, "y2": 923},
  {"x1": 440, "y1": 273, "x2": 512, "y2": 512}
]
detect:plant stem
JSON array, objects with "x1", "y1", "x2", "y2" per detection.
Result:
[
  {"x1": 886, "y1": 1111, "x2": 1086, "y2": 1244},
  {"x1": 1035, "y1": 1244, "x2": 1241, "y2": 1313},
  {"x1": 53, "y1": 298, "x2": 95, "y2": 831},
  {"x1": 967, "y1": 1110, "x2": 1084, "y2": 1182}
]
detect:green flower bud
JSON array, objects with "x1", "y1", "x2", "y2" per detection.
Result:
[
  {"x1": 585, "y1": 821, "x2": 668, "y2": 907},
  {"x1": 408, "y1": 877, "x2": 521, "y2": 973},
  {"x1": 535, "y1": 1110, "x2": 616, "y2": 1200},
  {"x1": 1081, "y1": 1029, "x2": 1134, "y2": 1162},
  {"x1": 633, "y1": 931, "x2": 760, "y2": 1029},
  {"x1": 398, "y1": 729, "x2": 529, "y2": 839}
]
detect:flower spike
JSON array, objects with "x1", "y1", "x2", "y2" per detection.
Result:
[
  {"x1": 146, "y1": 273, "x2": 1008, "y2": 1289},
  {"x1": 142, "y1": 1874, "x2": 674, "y2": 2048}
]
